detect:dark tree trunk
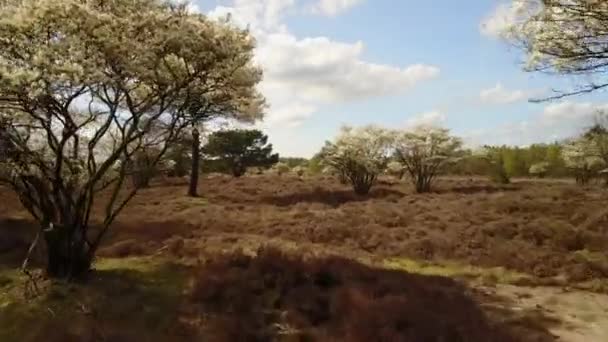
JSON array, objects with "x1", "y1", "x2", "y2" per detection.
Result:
[
  {"x1": 231, "y1": 157, "x2": 246, "y2": 178},
  {"x1": 188, "y1": 127, "x2": 200, "y2": 197},
  {"x1": 353, "y1": 182, "x2": 372, "y2": 195},
  {"x1": 232, "y1": 165, "x2": 245, "y2": 178},
  {"x1": 132, "y1": 172, "x2": 151, "y2": 189},
  {"x1": 414, "y1": 175, "x2": 432, "y2": 193},
  {"x1": 44, "y1": 225, "x2": 92, "y2": 279}
]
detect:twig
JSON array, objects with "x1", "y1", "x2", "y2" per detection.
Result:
[
  {"x1": 21, "y1": 230, "x2": 41, "y2": 271},
  {"x1": 22, "y1": 230, "x2": 42, "y2": 299}
]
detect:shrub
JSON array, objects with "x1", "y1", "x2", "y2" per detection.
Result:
[
  {"x1": 562, "y1": 137, "x2": 604, "y2": 185},
  {"x1": 529, "y1": 162, "x2": 549, "y2": 178},
  {"x1": 191, "y1": 248, "x2": 513, "y2": 341},
  {"x1": 385, "y1": 161, "x2": 406, "y2": 179},
  {"x1": 293, "y1": 166, "x2": 306, "y2": 177},
  {"x1": 320, "y1": 126, "x2": 394, "y2": 195},
  {"x1": 394, "y1": 126, "x2": 463, "y2": 193},
  {"x1": 480, "y1": 147, "x2": 511, "y2": 184},
  {"x1": 128, "y1": 149, "x2": 162, "y2": 189},
  {"x1": 274, "y1": 162, "x2": 290, "y2": 176}
]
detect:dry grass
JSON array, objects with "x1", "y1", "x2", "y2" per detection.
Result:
[
  {"x1": 190, "y1": 247, "x2": 553, "y2": 342},
  {"x1": 0, "y1": 174, "x2": 607, "y2": 340},
  {"x1": 1, "y1": 175, "x2": 607, "y2": 284},
  {"x1": 91, "y1": 175, "x2": 608, "y2": 286}
]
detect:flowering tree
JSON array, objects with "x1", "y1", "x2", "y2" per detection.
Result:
[
  {"x1": 394, "y1": 126, "x2": 462, "y2": 193},
  {"x1": 386, "y1": 161, "x2": 406, "y2": 180},
  {"x1": 321, "y1": 125, "x2": 394, "y2": 195},
  {"x1": 562, "y1": 137, "x2": 604, "y2": 185},
  {"x1": 0, "y1": 0, "x2": 261, "y2": 279},
  {"x1": 183, "y1": 41, "x2": 265, "y2": 196},
  {"x1": 529, "y1": 161, "x2": 550, "y2": 178},
  {"x1": 273, "y1": 162, "x2": 290, "y2": 176},
  {"x1": 504, "y1": 0, "x2": 608, "y2": 100}
]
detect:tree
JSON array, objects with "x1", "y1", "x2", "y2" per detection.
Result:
[
  {"x1": 0, "y1": 0, "x2": 258, "y2": 279},
  {"x1": 505, "y1": 0, "x2": 608, "y2": 100},
  {"x1": 164, "y1": 137, "x2": 192, "y2": 178},
  {"x1": 394, "y1": 126, "x2": 462, "y2": 193},
  {"x1": 386, "y1": 161, "x2": 406, "y2": 180},
  {"x1": 585, "y1": 112, "x2": 608, "y2": 165},
  {"x1": 562, "y1": 137, "x2": 604, "y2": 185},
  {"x1": 128, "y1": 148, "x2": 162, "y2": 189},
  {"x1": 172, "y1": 13, "x2": 265, "y2": 197},
  {"x1": 321, "y1": 125, "x2": 394, "y2": 195},
  {"x1": 585, "y1": 113, "x2": 608, "y2": 184},
  {"x1": 292, "y1": 166, "x2": 306, "y2": 177},
  {"x1": 202, "y1": 129, "x2": 278, "y2": 177},
  {"x1": 480, "y1": 146, "x2": 511, "y2": 184},
  {"x1": 273, "y1": 162, "x2": 290, "y2": 176},
  {"x1": 280, "y1": 157, "x2": 309, "y2": 169},
  {"x1": 183, "y1": 64, "x2": 265, "y2": 197},
  {"x1": 529, "y1": 161, "x2": 549, "y2": 178}
]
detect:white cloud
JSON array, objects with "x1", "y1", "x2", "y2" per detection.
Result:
[
  {"x1": 465, "y1": 101, "x2": 608, "y2": 147},
  {"x1": 479, "y1": 83, "x2": 531, "y2": 104},
  {"x1": 207, "y1": 0, "x2": 440, "y2": 129},
  {"x1": 257, "y1": 34, "x2": 440, "y2": 102},
  {"x1": 209, "y1": 0, "x2": 295, "y2": 32},
  {"x1": 405, "y1": 110, "x2": 446, "y2": 128},
  {"x1": 310, "y1": 0, "x2": 364, "y2": 16},
  {"x1": 264, "y1": 102, "x2": 317, "y2": 128}
]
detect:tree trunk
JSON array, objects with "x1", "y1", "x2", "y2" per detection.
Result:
[
  {"x1": 414, "y1": 175, "x2": 432, "y2": 193},
  {"x1": 188, "y1": 127, "x2": 200, "y2": 197},
  {"x1": 43, "y1": 225, "x2": 92, "y2": 279},
  {"x1": 232, "y1": 165, "x2": 245, "y2": 178}
]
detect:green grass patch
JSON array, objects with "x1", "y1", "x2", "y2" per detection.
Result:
[
  {"x1": 0, "y1": 256, "x2": 191, "y2": 342},
  {"x1": 384, "y1": 258, "x2": 532, "y2": 285}
]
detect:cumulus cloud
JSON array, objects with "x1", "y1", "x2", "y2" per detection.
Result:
[
  {"x1": 207, "y1": 0, "x2": 439, "y2": 128},
  {"x1": 258, "y1": 34, "x2": 440, "y2": 102},
  {"x1": 405, "y1": 110, "x2": 446, "y2": 129},
  {"x1": 465, "y1": 101, "x2": 608, "y2": 147},
  {"x1": 264, "y1": 102, "x2": 317, "y2": 128},
  {"x1": 479, "y1": 83, "x2": 532, "y2": 105},
  {"x1": 310, "y1": 0, "x2": 364, "y2": 16},
  {"x1": 209, "y1": 0, "x2": 295, "y2": 32}
]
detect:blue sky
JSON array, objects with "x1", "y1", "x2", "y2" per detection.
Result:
[{"x1": 194, "y1": 0, "x2": 608, "y2": 157}]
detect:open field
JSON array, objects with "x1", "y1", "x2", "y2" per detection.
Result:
[{"x1": 1, "y1": 174, "x2": 607, "y2": 341}]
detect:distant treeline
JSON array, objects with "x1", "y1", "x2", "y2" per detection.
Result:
[{"x1": 446, "y1": 144, "x2": 569, "y2": 178}]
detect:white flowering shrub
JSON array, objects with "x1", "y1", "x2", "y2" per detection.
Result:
[
  {"x1": 562, "y1": 137, "x2": 604, "y2": 185},
  {"x1": 529, "y1": 162, "x2": 549, "y2": 178},
  {"x1": 274, "y1": 162, "x2": 290, "y2": 176},
  {"x1": 394, "y1": 126, "x2": 462, "y2": 193},
  {"x1": 385, "y1": 161, "x2": 406, "y2": 180},
  {"x1": 292, "y1": 166, "x2": 306, "y2": 177},
  {"x1": 321, "y1": 125, "x2": 394, "y2": 195}
]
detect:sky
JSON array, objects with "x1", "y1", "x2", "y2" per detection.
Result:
[{"x1": 190, "y1": 0, "x2": 608, "y2": 157}]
